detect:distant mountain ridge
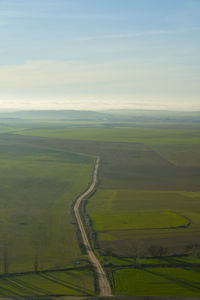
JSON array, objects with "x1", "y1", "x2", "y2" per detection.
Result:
[
  {"x1": 0, "y1": 110, "x2": 111, "y2": 121},
  {"x1": 0, "y1": 109, "x2": 199, "y2": 123}
]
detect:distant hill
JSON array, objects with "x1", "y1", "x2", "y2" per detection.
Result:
[
  {"x1": 0, "y1": 109, "x2": 199, "y2": 124},
  {"x1": 104, "y1": 109, "x2": 200, "y2": 123},
  {"x1": 0, "y1": 110, "x2": 112, "y2": 121}
]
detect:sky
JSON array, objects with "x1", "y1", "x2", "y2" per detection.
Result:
[{"x1": 0, "y1": 0, "x2": 200, "y2": 111}]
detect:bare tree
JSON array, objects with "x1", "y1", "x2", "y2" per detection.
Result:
[
  {"x1": 131, "y1": 240, "x2": 145, "y2": 265},
  {"x1": 34, "y1": 252, "x2": 39, "y2": 272},
  {"x1": 148, "y1": 245, "x2": 167, "y2": 258},
  {"x1": 104, "y1": 247, "x2": 113, "y2": 256},
  {"x1": 187, "y1": 244, "x2": 200, "y2": 260},
  {"x1": 3, "y1": 243, "x2": 9, "y2": 274},
  {"x1": 132, "y1": 244, "x2": 139, "y2": 265}
]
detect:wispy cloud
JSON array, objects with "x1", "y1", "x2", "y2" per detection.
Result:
[
  {"x1": 0, "y1": 59, "x2": 199, "y2": 96},
  {"x1": 0, "y1": 0, "x2": 116, "y2": 20},
  {"x1": 0, "y1": 0, "x2": 73, "y2": 19},
  {"x1": 0, "y1": 59, "x2": 199, "y2": 111},
  {"x1": 77, "y1": 30, "x2": 175, "y2": 41},
  {"x1": 1, "y1": 95, "x2": 199, "y2": 112},
  {"x1": 0, "y1": 0, "x2": 72, "y2": 7},
  {"x1": 0, "y1": 11, "x2": 116, "y2": 21},
  {"x1": 0, "y1": 60, "x2": 128, "y2": 89},
  {"x1": 77, "y1": 27, "x2": 200, "y2": 41}
]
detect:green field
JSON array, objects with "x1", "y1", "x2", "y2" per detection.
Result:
[
  {"x1": 88, "y1": 189, "x2": 190, "y2": 231},
  {"x1": 102, "y1": 255, "x2": 200, "y2": 266},
  {"x1": 1, "y1": 112, "x2": 200, "y2": 298},
  {"x1": 87, "y1": 189, "x2": 200, "y2": 257},
  {"x1": 90, "y1": 211, "x2": 187, "y2": 231},
  {"x1": 0, "y1": 269, "x2": 94, "y2": 297},
  {"x1": 114, "y1": 268, "x2": 200, "y2": 297},
  {"x1": 14, "y1": 126, "x2": 200, "y2": 144},
  {"x1": 0, "y1": 142, "x2": 94, "y2": 273},
  {"x1": 153, "y1": 144, "x2": 200, "y2": 166}
]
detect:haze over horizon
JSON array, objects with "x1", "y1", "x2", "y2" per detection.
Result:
[{"x1": 0, "y1": 0, "x2": 200, "y2": 111}]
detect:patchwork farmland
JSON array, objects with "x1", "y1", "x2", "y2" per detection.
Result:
[{"x1": 0, "y1": 110, "x2": 200, "y2": 298}]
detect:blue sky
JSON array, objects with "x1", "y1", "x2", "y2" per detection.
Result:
[{"x1": 0, "y1": 0, "x2": 200, "y2": 110}]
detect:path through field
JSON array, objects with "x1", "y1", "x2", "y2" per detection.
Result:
[{"x1": 74, "y1": 157, "x2": 112, "y2": 297}]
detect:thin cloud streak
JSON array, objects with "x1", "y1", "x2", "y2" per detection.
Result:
[
  {"x1": 1, "y1": 96, "x2": 200, "y2": 112},
  {"x1": 77, "y1": 30, "x2": 173, "y2": 41},
  {"x1": 0, "y1": 1, "x2": 117, "y2": 20},
  {"x1": 0, "y1": 0, "x2": 73, "y2": 8},
  {"x1": 0, "y1": 59, "x2": 199, "y2": 91},
  {"x1": 77, "y1": 28, "x2": 198, "y2": 41},
  {"x1": 0, "y1": 11, "x2": 116, "y2": 20}
]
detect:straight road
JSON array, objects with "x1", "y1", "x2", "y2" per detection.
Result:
[{"x1": 74, "y1": 157, "x2": 112, "y2": 297}]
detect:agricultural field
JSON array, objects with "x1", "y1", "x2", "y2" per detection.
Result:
[
  {"x1": 0, "y1": 269, "x2": 94, "y2": 297},
  {"x1": 88, "y1": 189, "x2": 200, "y2": 257},
  {"x1": 114, "y1": 268, "x2": 200, "y2": 298},
  {"x1": 6, "y1": 131, "x2": 200, "y2": 191},
  {"x1": 152, "y1": 144, "x2": 200, "y2": 167},
  {"x1": 0, "y1": 111, "x2": 200, "y2": 298},
  {"x1": 0, "y1": 141, "x2": 94, "y2": 274},
  {"x1": 88, "y1": 189, "x2": 191, "y2": 230},
  {"x1": 14, "y1": 125, "x2": 200, "y2": 145}
]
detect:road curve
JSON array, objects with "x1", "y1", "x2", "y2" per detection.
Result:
[{"x1": 74, "y1": 157, "x2": 112, "y2": 297}]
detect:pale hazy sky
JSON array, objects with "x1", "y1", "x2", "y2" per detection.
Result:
[{"x1": 0, "y1": 0, "x2": 200, "y2": 110}]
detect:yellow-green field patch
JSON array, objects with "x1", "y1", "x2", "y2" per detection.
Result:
[
  {"x1": 0, "y1": 269, "x2": 95, "y2": 297},
  {"x1": 114, "y1": 267, "x2": 200, "y2": 297},
  {"x1": 91, "y1": 211, "x2": 188, "y2": 231},
  {"x1": 88, "y1": 189, "x2": 193, "y2": 233},
  {"x1": 88, "y1": 189, "x2": 200, "y2": 255}
]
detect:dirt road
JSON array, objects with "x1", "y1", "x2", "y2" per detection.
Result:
[{"x1": 74, "y1": 157, "x2": 112, "y2": 297}]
